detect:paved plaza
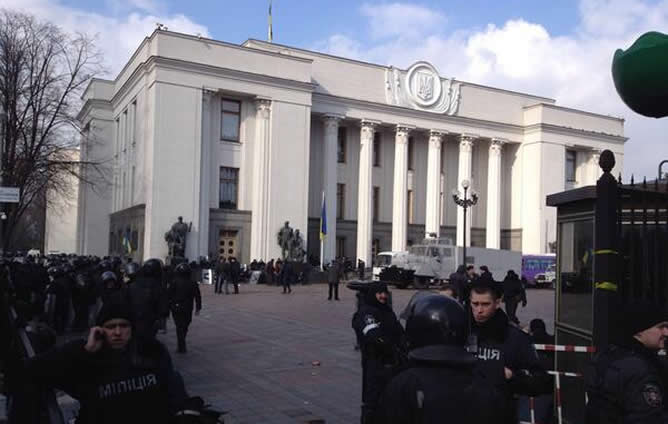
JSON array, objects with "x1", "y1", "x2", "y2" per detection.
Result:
[{"x1": 161, "y1": 282, "x2": 555, "y2": 424}]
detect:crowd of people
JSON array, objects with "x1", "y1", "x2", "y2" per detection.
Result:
[{"x1": 0, "y1": 252, "x2": 210, "y2": 423}]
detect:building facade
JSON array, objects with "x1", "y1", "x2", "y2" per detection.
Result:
[{"x1": 76, "y1": 29, "x2": 626, "y2": 264}]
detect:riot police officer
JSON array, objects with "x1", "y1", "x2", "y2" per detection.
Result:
[
  {"x1": 352, "y1": 282, "x2": 406, "y2": 424},
  {"x1": 586, "y1": 300, "x2": 668, "y2": 424},
  {"x1": 377, "y1": 293, "x2": 505, "y2": 423},
  {"x1": 168, "y1": 262, "x2": 202, "y2": 353}
]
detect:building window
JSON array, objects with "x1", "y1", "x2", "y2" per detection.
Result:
[
  {"x1": 373, "y1": 132, "x2": 381, "y2": 167},
  {"x1": 221, "y1": 99, "x2": 241, "y2": 142},
  {"x1": 337, "y1": 127, "x2": 347, "y2": 163},
  {"x1": 336, "y1": 183, "x2": 345, "y2": 219},
  {"x1": 372, "y1": 239, "x2": 380, "y2": 257},
  {"x1": 336, "y1": 237, "x2": 346, "y2": 258},
  {"x1": 408, "y1": 136, "x2": 415, "y2": 170},
  {"x1": 565, "y1": 150, "x2": 576, "y2": 183},
  {"x1": 373, "y1": 186, "x2": 380, "y2": 222},
  {"x1": 114, "y1": 118, "x2": 120, "y2": 158},
  {"x1": 130, "y1": 166, "x2": 135, "y2": 206},
  {"x1": 130, "y1": 100, "x2": 137, "y2": 147},
  {"x1": 219, "y1": 167, "x2": 239, "y2": 209},
  {"x1": 407, "y1": 189, "x2": 415, "y2": 224}
]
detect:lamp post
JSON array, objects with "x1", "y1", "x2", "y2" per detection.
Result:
[
  {"x1": 0, "y1": 106, "x2": 5, "y2": 251},
  {"x1": 452, "y1": 179, "x2": 478, "y2": 268}
]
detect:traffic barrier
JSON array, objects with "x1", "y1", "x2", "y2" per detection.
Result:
[{"x1": 523, "y1": 344, "x2": 596, "y2": 424}]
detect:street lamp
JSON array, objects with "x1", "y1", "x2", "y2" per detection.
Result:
[{"x1": 452, "y1": 179, "x2": 478, "y2": 268}]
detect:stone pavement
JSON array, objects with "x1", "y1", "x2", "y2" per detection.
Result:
[{"x1": 159, "y1": 283, "x2": 554, "y2": 424}]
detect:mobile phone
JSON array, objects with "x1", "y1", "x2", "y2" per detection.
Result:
[{"x1": 94, "y1": 330, "x2": 105, "y2": 341}]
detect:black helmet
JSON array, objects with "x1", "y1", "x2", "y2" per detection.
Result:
[
  {"x1": 101, "y1": 271, "x2": 118, "y2": 284},
  {"x1": 124, "y1": 262, "x2": 140, "y2": 278},
  {"x1": 142, "y1": 258, "x2": 163, "y2": 278},
  {"x1": 406, "y1": 294, "x2": 474, "y2": 363},
  {"x1": 98, "y1": 260, "x2": 112, "y2": 272},
  {"x1": 47, "y1": 266, "x2": 61, "y2": 277},
  {"x1": 175, "y1": 262, "x2": 191, "y2": 275}
]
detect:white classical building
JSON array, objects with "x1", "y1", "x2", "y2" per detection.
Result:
[{"x1": 76, "y1": 29, "x2": 626, "y2": 264}]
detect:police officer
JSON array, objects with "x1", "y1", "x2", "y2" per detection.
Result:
[
  {"x1": 586, "y1": 300, "x2": 668, "y2": 424},
  {"x1": 377, "y1": 293, "x2": 505, "y2": 424},
  {"x1": 168, "y1": 262, "x2": 202, "y2": 354},
  {"x1": 21, "y1": 293, "x2": 188, "y2": 423},
  {"x1": 127, "y1": 259, "x2": 165, "y2": 342},
  {"x1": 327, "y1": 259, "x2": 342, "y2": 301},
  {"x1": 352, "y1": 282, "x2": 406, "y2": 424},
  {"x1": 468, "y1": 280, "x2": 551, "y2": 423}
]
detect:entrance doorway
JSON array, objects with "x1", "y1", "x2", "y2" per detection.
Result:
[{"x1": 219, "y1": 230, "x2": 238, "y2": 261}]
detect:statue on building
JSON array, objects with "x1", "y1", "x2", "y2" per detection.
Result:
[
  {"x1": 277, "y1": 221, "x2": 293, "y2": 260},
  {"x1": 165, "y1": 216, "x2": 191, "y2": 258},
  {"x1": 290, "y1": 229, "x2": 305, "y2": 262}
]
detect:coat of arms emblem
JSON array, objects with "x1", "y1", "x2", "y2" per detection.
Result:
[{"x1": 416, "y1": 71, "x2": 434, "y2": 101}]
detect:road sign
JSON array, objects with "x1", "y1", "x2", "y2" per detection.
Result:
[{"x1": 0, "y1": 187, "x2": 19, "y2": 203}]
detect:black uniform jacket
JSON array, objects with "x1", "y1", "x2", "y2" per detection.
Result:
[
  {"x1": 25, "y1": 339, "x2": 186, "y2": 424},
  {"x1": 168, "y1": 275, "x2": 202, "y2": 320},
  {"x1": 377, "y1": 348, "x2": 506, "y2": 424},
  {"x1": 471, "y1": 308, "x2": 552, "y2": 422},
  {"x1": 586, "y1": 338, "x2": 668, "y2": 424},
  {"x1": 353, "y1": 295, "x2": 407, "y2": 405}
]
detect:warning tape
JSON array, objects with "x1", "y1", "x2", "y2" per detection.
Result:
[{"x1": 534, "y1": 344, "x2": 596, "y2": 353}]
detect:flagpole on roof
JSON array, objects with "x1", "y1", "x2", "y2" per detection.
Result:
[{"x1": 268, "y1": 0, "x2": 273, "y2": 43}]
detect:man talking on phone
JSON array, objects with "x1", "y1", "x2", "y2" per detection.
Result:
[{"x1": 21, "y1": 293, "x2": 188, "y2": 423}]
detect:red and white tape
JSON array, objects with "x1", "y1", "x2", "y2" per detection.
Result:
[{"x1": 533, "y1": 344, "x2": 596, "y2": 353}]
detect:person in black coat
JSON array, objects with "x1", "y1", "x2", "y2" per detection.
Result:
[
  {"x1": 326, "y1": 260, "x2": 342, "y2": 301},
  {"x1": 226, "y1": 257, "x2": 240, "y2": 294},
  {"x1": 502, "y1": 270, "x2": 526, "y2": 325},
  {"x1": 448, "y1": 265, "x2": 469, "y2": 305},
  {"x1": 377, "y1": 294, "x2": 505, "y2": 424},
  {"x1": 168, "y1": 263, "x2": 202, "y2": 354},
  {"x1": 469, "y1": 280, "x2": 552, "y2": 424},
  {"x1": 18, "y1": 294, "x2": 188, "y2": 424},
  {"x1": 586, "y1": 300, "x2": 668, "y2": 424},
  {"x1": 127, "y1": 259, "x2": 167, "y2": 343},
  {"x1": 352, "y1": 282, "x2": 406, "y2": 424},
  {"x1": 279, "y1": 260, "x2": 294, "y2": 294}
]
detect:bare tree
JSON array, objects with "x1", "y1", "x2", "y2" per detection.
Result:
[{"x1": 0, "y1": 9, "x2": 105, "y2": 250}]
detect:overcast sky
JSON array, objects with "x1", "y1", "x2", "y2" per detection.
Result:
[{"x1": 3, "y1": 0, "x2": 667, "y2": 180}]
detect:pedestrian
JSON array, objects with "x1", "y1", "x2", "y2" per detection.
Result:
[
  {"x1": 377, "y1": 294, "x2": 505, "y2": 424},
  {"x1": 441, "y1": 283, "x2": 458, "y2": 299},
  {"x1": 19, "y1": 293, "x2": 188, "y2": 423},
  {"x1": 168, "y1": 262, "x2": 202, "y2": 354},
  {"x1": 226, "y1": 257, "x2": 240, "y2": 294},
  {"x1": 469, "y1": 280, "x2": 552, "y2": 423},
  {"x1": 502, "y1": 270, "x2": 526, "y2": 324},
  {"x1": 352, "y1": 282, "x2": 406, "y2": 424},
  {"x1": 327, "y1": 259, "x2": 342, "y2": 301},
  {"x1": 479, "y1": 265, "x2": 494, "y2": 284},
  {"x1": 214, "y1": 258, "x2": 226, "y2": 294},
  {"x1": 448, "y1": 265, "x2": 469, "y2": 305},
  {"x1": 586, "y1": 300, "x2": 668, "y2": 424},
  {"x1": 279, "y1": 260, "x2": 293, "y2": 294}
]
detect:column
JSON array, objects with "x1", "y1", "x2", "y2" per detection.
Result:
[
  {"x1": 356, "y1": 119, "x2": 378, "y2": 265},
  {"x1": 322, "y1": 114, "x2": 343, "y2": 264},
  {"x1": 590, "y1": 150, "x2": 602, "y2": 184},
  {"x1": 198, "y1": 90, "x2": 213, "y2": 257},
  {"x1": 250, "y1": 98, "x2": 272, "y2": 260},
  {"x1": 391, "y1": 125, "x2": 412, "y2": 251},
  {"x1": 425, "y1": 130, "x2": 446, "y2": 238},
  {"x1": 486, "y1": 138, "x2": 505, "y2": 249},
  {"x1": 456, "y1": 134, "x2": 476, "y2": 247}
]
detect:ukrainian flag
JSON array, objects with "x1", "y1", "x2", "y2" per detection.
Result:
[
  {"x1": 122, "y1": 229, "x2": 132, "y2": 254},
  {"x1": 320, "y1": 192, "x2": 327, "y2": 241}
]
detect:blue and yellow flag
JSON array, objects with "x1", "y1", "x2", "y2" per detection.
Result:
[
  {"x1": 320, "y1": 192, "x2": 327, "y2": 241},
  {"x1": 122, "y1": 229, "x2": 132, "y2": 254}
]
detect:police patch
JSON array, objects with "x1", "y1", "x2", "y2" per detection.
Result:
[{"x1": 642, "y1": 383, "x2": 663, "y2": 408}]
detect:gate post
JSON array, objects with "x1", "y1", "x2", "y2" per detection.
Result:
[{"x1": 593, "y1": 150, "x2": 620, "y2": 349}]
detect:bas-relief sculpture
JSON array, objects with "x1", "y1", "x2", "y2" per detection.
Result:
[{"x1": 385, "y1": 61, "x2": 461, "y2": 116}]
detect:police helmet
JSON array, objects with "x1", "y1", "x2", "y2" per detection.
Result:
[
  {"x1": 142, "y1": 258, "x2": 163, "y2": 278},
  {"x1": 98, "y1": 260, "x2": 112, "y2": 272},
  {"x1": 47, "y1": 266, "x2": 61, "y2": 277},
  {"x1": 405, "y1": 294, "x2": 474, "y2": 363},
  {"x1": 125, "y1": 262, "x2": 140, "y2": 278},
  {"x1": 174, "y1": 262, "x2": 191, "y2": 275},
  {"x1": 101, "y1": 271, "x2": 118, "y2": 284}
]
